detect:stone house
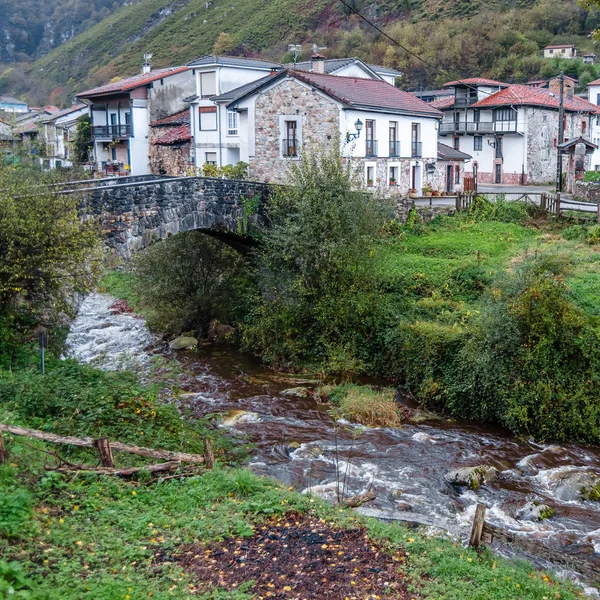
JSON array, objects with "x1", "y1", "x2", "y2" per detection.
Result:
[
  {"x1": 221, "y1": 66, "x2": 442, "y2": 194},
  {"x1": 289, "y1": 57, "x2": 402, "y2": 86},
  {"x1": 38, "y1": 103, "x2": 89, "y2": 169},
  {"x1": 77, "y1": 65, "x2": 195, "y2": 176},
  {"x1": 148, "y1": 109, "x2": 192, "y2": 176},
  {"x1": 435, "y1": 143, "x2": 471, "y2": 193},
  {"x1": 434, "y1": 78, "x2": 600, "y2": 185}
]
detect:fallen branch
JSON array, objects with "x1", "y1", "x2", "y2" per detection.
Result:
[
  {"x1": 50, "y1": 461, "x2": 182, "y2": 477},
  {"x1": 0, "y1": 424, "x2": 205, "y2": 464},
  {"x1": 342, "y1": 488, "x2": 377, "y2": 508}
]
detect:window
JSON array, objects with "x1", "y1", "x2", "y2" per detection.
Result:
[
  {"x1": 111, "y1": 147, "x2": 117, "y2": 160},
  {"x1": 495, "y1": 136, "x2": 503, "y2": 159},
  {"x1": 412, "y1": 123, "x2": 421, "y2": 157},
  {"x1": 596, "y1": 94, "x2": 600, "y2": 106},
  {"x1": 200, "y1": 72, "x2": 217, "y2": 97},
  {"x1": 389, "y1": 165, "x2": 398, "y2": 185},
  {"x1": 283, "y1": 120, "x2": 298, "y2": 157},
  {"x1": 366, "y1": 165, "x2": 375, "y2": 187},
  {"x1": 389, "y1": 121, "x2": 399, "y2": 157},
  {"x1": 493, "y1": 108, "x2": 517, "y2": 122},
  {"x1": 474, "y1": 136, "x2": 482, "y2": 151},
  {"x1": 227, "y1": 110, "x2": 238, "y2": 136},
  {"x1": 365, "y1": 120, "x2": 376, "y2": 157},
  {"x1": 199, "y1": 107, "x2": 217, "y2": 130},
  {"x1": 453, "y1": 137, "x2": 460, "y2": 150},
  {"x1": 473, "y1": 110, "x2": 480, "y2": 124},
  {"x1": 205, "y1": 152, "x2": 217, "y2": 165},
  {"x1": 549, "y1": 49, "x2": 554, "y2": 54},
  {"x1": 110, "y1": 113, "x2": 117, "y2": 126},
  {"x1": 582, "y1": 120, "x2": 588, "y2": 134},
  {"x1": 125, "y1": 112, "x2": 130, "y2": 125},
  {"x1": 455, "y1": 166, "x2": 460, "y2": 184}
]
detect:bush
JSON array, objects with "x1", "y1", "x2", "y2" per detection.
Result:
[
  {"x1": 584, "y1": 171, "x2": 600, "y2": 182},
  {"x1": 586, "y1": 224, "x2": 600, "y2": 245},
  {"x1": 131, "y1": 231, "x2": 244, "y2": 337},
  {"x1": 241, "y1": 146, "x2": 390, "y2": 371},
  {"x1": 321, "y1": 384, "x2": 401, "y2": 427},
  {"x1": 0, "y1": 489, "x2": 33, "y2": 539},
  {"x1": 466, "y1": 196, "x2": 531, "y2": 223}
]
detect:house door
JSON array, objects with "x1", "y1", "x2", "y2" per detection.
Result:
[
  {"x1": 473, "y1": 162, "x2": 478, "y2": 192},
  {"x1": 447, "y1": 165, "x2": 454, "y2": 193},
  {"x1": 495, "y1": 163, "x2": 502, "y2": 184}
]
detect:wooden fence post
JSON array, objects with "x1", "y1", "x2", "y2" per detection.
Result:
[
  {"x1": 204, "y1": 438, "x2": 215, "y2": 470},
  {"x1": 597, "y1": 202, "x2": 600, "y2": 224},
  {"x1": 555, "y1": 193, "x2": 561, "y2": 216},
  {"x1": 469, "y1": 503, "x2": 487, "y2": 550},
  {"x1": 456, "y1": 192, "x2": 462, "y2": 211},
  {"x1": 95, "y1": 438, "x2": 114, "y2": 468},
  {"x1": 0, "y1": 432, "x2": 5, "y2": 464},
  {"x1": 540, "y1": 193, "x2": 547, "y2": 212}
]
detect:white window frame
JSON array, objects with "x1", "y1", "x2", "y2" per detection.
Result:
[
  {"x1": 279, "y1": 115, "x2": 302, "y2": 160},
  {"x1": 200, "y1": 72, "x2": 217, "y2": 98},
  {"x1": 205, "y1": 152, "x2": 218, "y2": 165},
  {"x1": 365, "y1": 163, "x2": 376, "y2": 187},
  {"x1": 199, "y1": 109, "x2": 218, "y2": 131},
  {"x1": 227, "y1": 110, "x2": 238, "y2": 136},
  {"x1": 389, "y1": 163, "x2": 400, "y2": 186}
]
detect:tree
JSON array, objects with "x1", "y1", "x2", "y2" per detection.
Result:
[
  {"x1": 241, "y1": 146, "x2": 390, "y2": 373},
  {"x1": 72, "y1": 114, "x2": 92, "y2": 164},
  {"x1": 212, "y1": 32, "x2": 234, "y2": 56},
  {"x1": 0, "y1": 166, "x2": 100, "y2": 362}
]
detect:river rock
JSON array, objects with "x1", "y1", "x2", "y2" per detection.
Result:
[
  {"x1": 287, "y1": 441, "x2": 301, "y2": 450},
  {"x1": 444, "y1": 465, "x2": 498, "y2": 490},
  {"x1": 281, "y1": 387, "x2": 313, "y2": 398},
  {"x1": 208, "y1": 320, "x2": 235, "y2": 342},
  {"x1": 554, "y1": 471, "x2": 599, "y2": 502},
  {"x1": 411, "y1": 432, "x2": 435, "y2": 444},
  {"x1": 406, "y1": 408, "x2": 442, "y2": 424},
  {"x1": 516, "y1": 500, "x2": 555, "y2": 521},
  {"x1": 169, "y1": 336, "x2": 198, "y2": 350},
  {"x1": 221, "y1": 410, "x2": 260, "y2": 427}
]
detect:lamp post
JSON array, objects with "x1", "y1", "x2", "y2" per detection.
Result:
[{"x1": 346, "y1": 119, "x2": 363, "y2": 142}]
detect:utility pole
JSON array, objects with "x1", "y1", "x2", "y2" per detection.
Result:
[{"x1": 556, "y1": 72, "x2": 565, "y2": 193}]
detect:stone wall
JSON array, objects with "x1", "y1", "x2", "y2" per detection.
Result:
[
  {"x1": 84, "y1": 177, "x2": 270, "y2": 258},
  {"x1": 149, "y1": 142, "x2": 192, "y2": 176},
  {"x1": 573, "y1": 181, "x2": 600, "y2": 202},
  {"x1": 430, "y1": 160, "x2": 465, "y2": 193},
  {"x1": 251, "y1": 78, "x2": 340, "y2": 182},
  {"x1": 394, "y1": 197, "x2": 456, "y2": 222}
]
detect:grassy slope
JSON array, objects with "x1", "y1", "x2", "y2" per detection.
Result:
[{"x1": 0, "y1": 358, "x2": 585, "y2": 599}]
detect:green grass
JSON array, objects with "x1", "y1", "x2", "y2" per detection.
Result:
[{"x1": 98, "y1": 271, "x2": 142, "y2": 311}]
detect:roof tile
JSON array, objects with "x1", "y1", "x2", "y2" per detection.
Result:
[{"x1": 442, "y1": 77, "x2": 508, "y2": 89}]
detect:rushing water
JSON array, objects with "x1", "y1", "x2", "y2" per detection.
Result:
[{"x1": 66, "y1": 293, "x2": 600, "y2": 587}]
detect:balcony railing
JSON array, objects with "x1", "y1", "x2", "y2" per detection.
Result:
[
  {"x1": 389, "y1": 141, "x2": 400, "y2": 157},
  {"x1": 92, "y1": 124, "x2": 132, "y2": 139},
  {"x1": 440, "y1": 121, "x2": 517, "y2": 135},
  {"x1": 282, "y1": 138, "x2": 298, "y2": 158},
  {"x1": 365, "y1": 140, "x2": 378, "y2": 157},
  {"x1": 411, "y1": 141, "x2": 423, "y2": 158}
]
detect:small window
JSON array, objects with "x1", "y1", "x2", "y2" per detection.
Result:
[
  {"x1": 366, "y1": 165, "x2": 375, "y2": 187},
  {"x1": 283, "y1": 120, "x2": 298, "y2": 157},
  {"x1": 455, "y1": 166, "x2": 460, "y2": 184},
  {"x1": 199, "y1": 108, "x2": 217, "y2": 130},
  {"x1": 474, "y1": 136, "x2": 482, "y2": 151},
  {"x1": 582, "y1": 120, "x2": 588, "y2": 134},
  {"x1": 205, "y1": 152, "x2": 217, "y2": 165},
  {"x1": 453, "y1": 137, "x2": 460, "y2": 150},
  {"x1": 200, "y1": 72, "x2": 217, "y2": 97},
  {"x1": 227, "y1": 110, "x2": 238, "y2": 136},
  {"x1": 389, "y1": 165, "x2": 398, "y2": 186}
]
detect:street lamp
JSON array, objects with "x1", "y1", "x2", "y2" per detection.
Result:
[{"x1": 346, "y1": 119, "x2": 363, "y2": 142}]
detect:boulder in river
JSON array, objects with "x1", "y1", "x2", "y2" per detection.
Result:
[
  {"x1": 516, "y1": 500, "x2": 555, "y2": 522},
  {"x1": 444, "y1": 465, "x2": 498, "y2": 490},
  {"x1": 281, "y1": 387, "x2": 313, "y2": 399},
  {"x1": 169, "y1": 336, "x2": 198, "y2": 350},
  {"x1": 554, "y1": 471, "x2": 599, "y2": 502}
]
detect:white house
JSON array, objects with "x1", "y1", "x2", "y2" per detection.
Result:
[
  {"x1": 38, "y1": 104, "x2": 89, "y2": 169},
  {"x1": 0, "y1": 95, "x2": 28, "y2": 113},
  {"x1": 219, "y1": 65, "x2": 442, "y2": 194},
  {"x1": 587, "y1": 78, "x2": 600, "y2": 170},
  {"x1": 185, "y1": 55, "x2": 283, "y2": 170},
  {"x1": 544, "y1": 44, "x2": 577, "y2": 60},
  {"x1": 434, "y1": 77, "x2": 600, "y2": 185},
  {"x1": 289, "y1": 56, "x2": 402, "y2": 86},
  {"x1": 77, "y1": 66, "x2": 195, "y2": 176}
]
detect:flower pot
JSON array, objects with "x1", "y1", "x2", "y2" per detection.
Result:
[{"x1": 408, "y1": 192, "x2": 418, "y2": 199}]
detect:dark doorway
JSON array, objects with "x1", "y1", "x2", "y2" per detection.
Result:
[
  {"x1": 447, "y1": 165, "x2": 454, "y2": 193},
  {"x1": 495, "y1": 164, "x2": 502, "y2": 184}
]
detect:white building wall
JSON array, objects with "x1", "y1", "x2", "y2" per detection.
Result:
[{"x1": 130, "y1": 100, "x2": 149, "y2": 175}]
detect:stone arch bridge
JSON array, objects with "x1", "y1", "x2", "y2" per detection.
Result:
[{"x1": 61, "y1": 175, "x2": 271, "y2": 257}]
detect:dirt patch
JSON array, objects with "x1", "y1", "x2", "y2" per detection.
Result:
[
  {"x1": 109, "y1": 299, "x2": 137, "y2": 316},
  {"x1": 175, "y1": 512, "x2": 410, "y2": 599}
]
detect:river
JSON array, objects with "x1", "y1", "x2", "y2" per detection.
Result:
[{"x1": 65, "y1": 293, "x2": 600, "y2": 589}]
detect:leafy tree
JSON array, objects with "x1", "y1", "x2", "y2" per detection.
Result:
[
  {"x1": 241, "y1": 146, "x2": 390, "y2": 373},
  {"x1": 72, "y1": 114, "x2": 92, "y2": 164},
  {"x1": 0, "y1": 166, "x2": 100, "y2": 363},
  {"x1": 212, "y1": 32, "x2": 234, "y2": 56}
]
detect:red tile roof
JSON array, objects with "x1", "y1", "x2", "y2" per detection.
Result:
[
  {"x1": 150, "y1": 109, "x2": 190, "y2": 127},
  {"x1": 77, "y1": 67, "x2": 189, "y2": 98},
  {"x1": 442, "y1": 77, "x2": 508, "y2": 89},
  {"x1": 152, "y1": 124, "x2": 192, "y2": 145},
  {"x1": 588, "y1": 78, "x2": 600, "y2": 86},
  {"x1": 430, "y1": 96, "x2": 455, "y2": 109},
  {"x1": 545, "y1": 44, "x2": 576, "y2": 49},
  {"x1": 471, "y1": 84, "x2": 600, "y2": 114},
  {"x1": 289, "y1": 70, "x2": 442, "y2": 117}
]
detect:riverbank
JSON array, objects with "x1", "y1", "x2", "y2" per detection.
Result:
[{"x1": 0, "y1": 348, "x2": 587, "y2": 599}]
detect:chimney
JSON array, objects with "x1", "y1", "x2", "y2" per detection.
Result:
[
  {"x1": 311, "y1": 54, "x2": 325, "y2": 74},
  {"x1": 142, "y1": 53, "x2": 152, "y2": 74}
]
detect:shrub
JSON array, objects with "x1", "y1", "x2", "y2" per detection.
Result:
[
  {"x1": 131, "y1": 231, "x2": 244, "y2": 337},
  {"x1": 586, "y1": 224, "x2": 600, "y2": 245},
  {"x1": 321, "y1": 384, "x2": 401, "y2": 427},
  {"x1": 0, "y1": 560, "x2": 36, "y2": 598},
  {"x1": 584, "y1": 171, "x2": 600, "y2": 182},
  {"x1": 0, "y1": 489, "x2": 33, "y2": 539}
]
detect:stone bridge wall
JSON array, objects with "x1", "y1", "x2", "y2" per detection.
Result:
[
  {"x1": 573, "y1": 181, "x2": 600, "y2": 203},
  {"x1": 83, "y1": 176, "x2": 270, "y2": 258}
]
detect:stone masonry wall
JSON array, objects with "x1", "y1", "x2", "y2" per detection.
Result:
[
  {"x1": 251, "y1": 78, "x2": 340, "y2": 183},
  {"x1": 85, "y1": 177, "x2": 270, "y2": 258},
  {"x1": 574, "y1": 181, "x2": 600, "y2": 202},
  {"x1": 149, "y1": 142, "x2": 192, "y2": 176}
]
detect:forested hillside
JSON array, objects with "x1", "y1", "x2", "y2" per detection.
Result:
[{"x1": 1, "y1": 0, "x2": 599, "y2": 105}]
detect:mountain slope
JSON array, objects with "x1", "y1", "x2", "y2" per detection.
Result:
[{"x1": 22, "y1": 0, "x2": 600, "y2": 102}]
